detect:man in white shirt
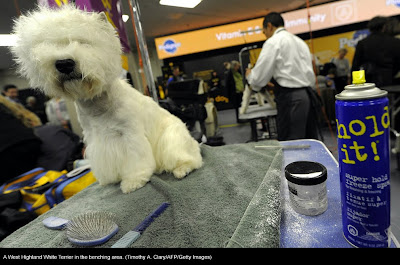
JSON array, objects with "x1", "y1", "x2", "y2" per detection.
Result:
[{"x1": 246, "y1": 12, "x2": 317, "y2": 141}]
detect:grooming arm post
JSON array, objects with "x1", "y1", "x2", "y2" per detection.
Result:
[{"x1": 129, "y1": 0, "x2": 158, "y2": 103}]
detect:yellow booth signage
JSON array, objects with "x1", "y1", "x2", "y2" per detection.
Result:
[
  {"x1": 155, "y1": 0, "x2": 400, "y2": 59},
  {"x1": 155, "y1": 18, "x2": 265, "y2": 59}
]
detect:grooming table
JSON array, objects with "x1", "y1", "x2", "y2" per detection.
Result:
[
  {"x1": 239, "y1": 104, "x2": 277, "y2": 142},
  {"x1": 280, "y1": 139, "x2": 398, "y2": 248},
  {"x1": 0, "y1": 142, "x2": 283, "y2": 248},
  {"x1": 2, "y1": 140, "x2": 397, "y2": 248}
]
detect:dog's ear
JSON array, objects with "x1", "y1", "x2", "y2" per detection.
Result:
[{"x1": 99, "y1": 12, "x2": 108, "y2": 22}]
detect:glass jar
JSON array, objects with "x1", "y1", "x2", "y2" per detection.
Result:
[{"x1": 285, "y1": 161, "x2": 328, "y2": 216}]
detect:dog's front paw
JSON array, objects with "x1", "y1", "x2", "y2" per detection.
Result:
[
  {"x1": 173, "y1": 164, "x2": 194, "y2": 179},
  {"x1": 120, "y1": 178, "x2": 148, "y2": 193}
]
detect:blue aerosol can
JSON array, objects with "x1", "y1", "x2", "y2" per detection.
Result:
[{"x1": 335, "y1": 70, "x2": 391, "y2": 248}]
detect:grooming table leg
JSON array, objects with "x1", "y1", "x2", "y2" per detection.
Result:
[{"x1": 250, "y1": 120, "x2": 258, "y2": 142}]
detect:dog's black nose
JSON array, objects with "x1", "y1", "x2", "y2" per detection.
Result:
[{"x1": 55, "y1": 59, "x2": 75, "y2": 74}]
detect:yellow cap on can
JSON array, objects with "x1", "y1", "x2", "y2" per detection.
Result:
[{"x1": 352, "y1": 70, "x2": 366, "y2": 84}]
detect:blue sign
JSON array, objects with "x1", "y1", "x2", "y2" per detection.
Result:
[
  {"x1": 386, "y1": 0, "x2": 400, "y2": 8},
  {"x1": 353, "y1": 29, "x2": 370, "y2": 41},
  {"x1": 160, "y1": 39, "x2": 181, "y2": 54}
]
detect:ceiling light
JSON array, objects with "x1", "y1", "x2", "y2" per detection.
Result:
[
  {"x1": 0, "y1": 34, "x2": 17, "y2": 47},
  {"x1": 159, "y1": 0, "x2": 202, "y2": 8},
  {"x1": 122, "y1": 14, "x2": 129, "y2": 22}
]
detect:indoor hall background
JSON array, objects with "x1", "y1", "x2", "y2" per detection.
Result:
[{"x1": 0, "y1": 0, "x2": 338, "y2": 71}]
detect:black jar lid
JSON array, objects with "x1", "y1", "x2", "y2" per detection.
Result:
[{"x1": 285, "y1": 161, "x2": 327, "y2": 186}]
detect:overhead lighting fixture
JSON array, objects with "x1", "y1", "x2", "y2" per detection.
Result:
[
  {"x1": 159, "y1": 0, "x2": 202, "y2": 8},
  {"x1": 122, "y1": 14, "x2": 129, "y2": 22},
  {"x1": 0, "y1": 34, "x2": 17, "y2": 47}
]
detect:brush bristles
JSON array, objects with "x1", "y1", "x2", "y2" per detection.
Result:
[{"x1": 66, "y1": 211, "x2": 117, "y2": 241}]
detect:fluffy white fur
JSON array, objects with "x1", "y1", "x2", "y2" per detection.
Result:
[
  {"x1": 239, "y1": 84, "x2": 276, "y2": 114},
  {"x1": 12, "y1": 5, "x2": 203, "y2": 193}
]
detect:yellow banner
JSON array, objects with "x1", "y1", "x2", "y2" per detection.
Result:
[
  {"x1": 306, "y1": 29, "x2": 369, "y2": 66},
  {"x1": 155, "y1": 18, "x2": 265, "y2": 60},
  {"x1": 247, "y1": 29, "x2": 369, "y2": 70},
  {"x1": 155, "y1": 0, "x2": 400, "y2": 59}
]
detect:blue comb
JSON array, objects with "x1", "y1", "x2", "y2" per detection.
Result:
[{"x1": 111, "y1": 202, "x2": 170, "y2": 248}]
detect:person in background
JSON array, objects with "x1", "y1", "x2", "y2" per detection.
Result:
[
  {"x1": 25, "y1": 96, "x2": 36, "y2": 110},
  {"x1": 231, "y1": 61, "x2": 244, "y2": 93},
  {"x1": 246, "y1": 12, "x2": 317, "y2": 140},
  {"x1": 231, "y1": 60, "x2": 244, "y2": 122},
  {"x1": 318, "y1": 63, "x2": 337, "y2": 125},
  {"x1": 325, "y1": 67, "x2": 336, "y2": 91},
  {"x1": 3, "y1": 85, "x2": 21, "y2": 104},
  {"x1": 223, "y1": 61, "x2": 236, "y2": 110},
  {"x1": 222, "y1": 61, "x2": 232, "y2": 91},
  {"x1": 0, "y1": 94, "x2": 42, "y2": 182},
  {"x1": 25, "y1": 96, "x2": 47, "y2": 124},
  {"x1": 331, "y1": 48, "x2": 350, "y2": 93},
  {"x1": 45, "y1": 97, "x2": 71, "y2": 130},
  {"x1": 383, "y1": 17, "x2": 400, "y2": 85},
  {"x1": 166, "y1": 66, "x2": 184, "y2": 97},
  {"x1": 208, "y1": 71, "x2": 220, "y2": 91},
  {"x1": 352, "y1": 16, "x2": 400, "y2": 87},
  {"x1": 167, "y1": 66, "x2": 184, "y2": 86},
  {"x1": 383, "y1": 17, "x2": 400, "y2": 38},
  {"x1": 383, "y1": 17, "x2": 400, "y2": 132}
]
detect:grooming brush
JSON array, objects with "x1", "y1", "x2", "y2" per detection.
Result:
[
  {"x1": 43, "y1": 211, "x2": 119, "y2": 246},
  {"x1": 111, "y1": 202, "x2": 170, "y2": 248}
]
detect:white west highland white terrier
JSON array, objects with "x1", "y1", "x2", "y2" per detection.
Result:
[{"x1": 12, "y1": 5, "x2": 203, "y2": 193}]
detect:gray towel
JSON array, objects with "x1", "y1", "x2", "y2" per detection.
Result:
[{"x1": 0, "y1": 141, "x2": 282, "y2": 248}]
